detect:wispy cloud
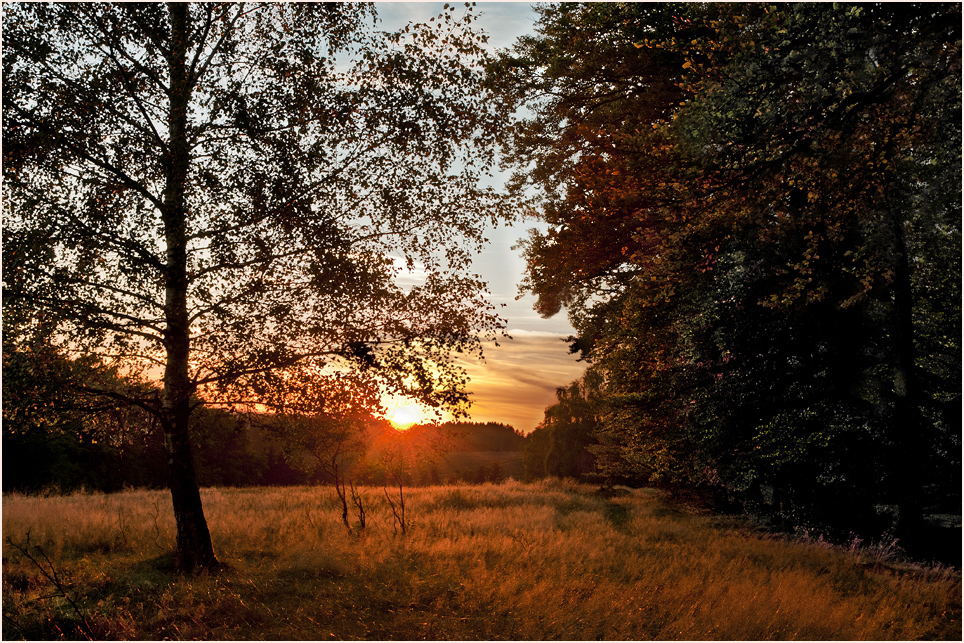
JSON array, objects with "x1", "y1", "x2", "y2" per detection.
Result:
[{"x1": 456, "y1": 330, "x2": 586, "y2": 432}]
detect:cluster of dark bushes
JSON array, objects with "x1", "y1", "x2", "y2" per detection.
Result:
[{"x1": 2, "y1": 406, "x2": 290, "y2": 493}]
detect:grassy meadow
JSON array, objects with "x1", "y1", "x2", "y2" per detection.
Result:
[{"x1": 3, "y1": 480, "x2": 960, "y2": 640}]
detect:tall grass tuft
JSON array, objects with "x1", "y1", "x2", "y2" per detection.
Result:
[{"x1": 3, "y1": 480, "x2": 960, "y2": 640}]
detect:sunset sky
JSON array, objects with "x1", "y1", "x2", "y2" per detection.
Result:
[{"x1": 378, "y1": 2, "x2": 587, "y2": 433}]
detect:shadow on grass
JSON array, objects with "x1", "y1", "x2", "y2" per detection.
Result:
[{"x1": 602, "y1": 501, "x2": 632, "y2": 531}]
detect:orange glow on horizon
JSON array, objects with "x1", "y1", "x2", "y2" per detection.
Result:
[{"x1": 383, "y1": 399, "x2": 434, "y2": 430}]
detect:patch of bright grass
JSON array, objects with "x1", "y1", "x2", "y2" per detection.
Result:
[{"x1": 3, "y1": 481, "x2": 960, "y2": 640}]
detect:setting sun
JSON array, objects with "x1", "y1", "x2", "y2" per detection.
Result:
[{"x1": 385, "y1": 403, "x2": 427, "y2": 430}]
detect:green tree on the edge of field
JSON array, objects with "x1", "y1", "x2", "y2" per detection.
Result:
[
  {"x1": 3, "y1": 2, "x2": 513, "y2": 570},
  {"x1": 536, "y1": 369, "x2": 604, "y2": 480},
  {"x1": 494, "y1": 3, "x2": 960, "y2": 539}
]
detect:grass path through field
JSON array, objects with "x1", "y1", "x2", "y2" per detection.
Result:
[{"x1": 3, "y1": 480, "x2": 960, "y2": 639}]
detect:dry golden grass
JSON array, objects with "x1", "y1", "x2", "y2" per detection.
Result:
[{"x1": 3, "y1": 480, "x2": 960, "y2": 640}]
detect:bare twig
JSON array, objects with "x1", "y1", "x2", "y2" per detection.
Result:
[
  {"x1": 5, "y1": 533, "x2": 94, "y2": 640},
  {"x1": 349, "y1": 481, "x2": 367, "y2": 532},
  {"x1": 508, "y1": 529, "x2": 533, "y2": 554},
  {"x1": 2, "y1": 613, "x2": 28, "y2": 639},
  {"x1": 383, "y1": 474, "x2": 407, "y2": 536},
  {"x1": 149, "y1": 496, "x2": 167, "y2": 552}
]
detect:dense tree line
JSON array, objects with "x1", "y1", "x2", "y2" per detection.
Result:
[
  {"x1": 422, "y1": 421, "x2": 527, "y2": 452},
  {"x1": 2, "y1": 333, "x2": 298, "y2": 492},
  {"x1": 2, "y1": 337, "x2": 524, "y2": 492},
  {"x1": 496, "y1": 3, "x2": 960, "y2": 542}
]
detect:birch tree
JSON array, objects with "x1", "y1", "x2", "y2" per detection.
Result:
[{"x1": 3, "y1": 2, "x2": 510, "y2": 570}]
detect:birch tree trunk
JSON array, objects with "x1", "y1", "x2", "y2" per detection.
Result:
[{"x1": 161, "y1": 2, "x2": 216, "y2": 570}]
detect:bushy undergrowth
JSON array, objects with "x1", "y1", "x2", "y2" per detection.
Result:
[{"x1": 3, "y1": 480, "x2": 960, "y2": 640}]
